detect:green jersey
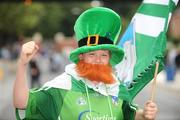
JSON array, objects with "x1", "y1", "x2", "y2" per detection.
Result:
[{"x1": 16, "y1": 64, "x2": 137, "y2": 120}]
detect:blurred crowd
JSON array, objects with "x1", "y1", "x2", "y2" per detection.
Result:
[
  {"x1": 0, "y1": 32, "x2": 77, "y2": 88},
  {"x1": 165, "y1": 41, "x2": 180, "y2": 82},
  {"x1": 0, "y1": 32, "x2": 180, "y2": 86}
]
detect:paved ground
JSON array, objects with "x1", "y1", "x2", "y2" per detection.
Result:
[
  {"x1": 135, "y1": 70, "x2": 180, "y2": 120},
  {"x1": 0, "y1": 60, "x2": 180, "y2": 120}
]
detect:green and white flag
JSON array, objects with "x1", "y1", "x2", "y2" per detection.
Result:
[{"x1": 116, "y1": 0, "x2": 179, "y2": 100}]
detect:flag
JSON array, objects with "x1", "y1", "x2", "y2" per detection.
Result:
[
  {"x1": 116, "y1": 0, "x2": 179, "y2": 100},
  {"x1": 116, "y1": 21, "x2": 136, "y2": 87}
]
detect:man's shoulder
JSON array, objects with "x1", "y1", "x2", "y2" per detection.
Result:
[{"x1": 43, "y1": 72, "x2": 72, "y2": 90}]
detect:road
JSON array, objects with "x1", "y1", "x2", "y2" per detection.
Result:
[{"x1": 135, "y1": 82, "x2": 180, "y2": 120}]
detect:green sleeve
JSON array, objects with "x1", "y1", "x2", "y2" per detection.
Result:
[
  {"x1": 25, "y1": 89, "x2": 44, "y2": 120},
  {"x1": 25, "y1": 88, "x2": 62, "y2": 120}
]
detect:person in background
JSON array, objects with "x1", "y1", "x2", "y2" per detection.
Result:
[
  {"x1": 165, "y1": 47, "x2": 177, "y2": 81},
  {"x1": 29, "y1": 59, "x2": 41, "y2": 88},
  {"x1": 14, "y1": 7, "x2": 158, "y2": 120}
]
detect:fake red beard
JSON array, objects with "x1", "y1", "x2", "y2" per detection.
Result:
[{"x1": 76, "y1": 60, "x2": 115, "y2": 84}]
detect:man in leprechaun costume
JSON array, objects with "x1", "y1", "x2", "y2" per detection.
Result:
[{"x1": 14, "y1": 7, "x2": 158, "y2": 120}]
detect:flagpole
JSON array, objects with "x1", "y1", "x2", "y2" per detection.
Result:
[{"x1": 150, "y1": 62, "x2": 159, "y2": 102}]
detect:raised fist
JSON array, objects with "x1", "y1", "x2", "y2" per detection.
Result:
[{"x1": 19, "y1": 41, "x2": 39, "y2": 65}]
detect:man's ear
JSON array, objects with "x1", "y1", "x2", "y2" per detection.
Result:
[{"x1": 78, "y1": 54, "x2": 83, "y2": 60}]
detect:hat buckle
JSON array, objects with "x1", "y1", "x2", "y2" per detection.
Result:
[{"x1": 87, "y1": 34, "x2": 99, "y2": 46}]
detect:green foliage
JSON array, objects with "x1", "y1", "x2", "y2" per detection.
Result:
[
  {"x1": 0, "y1": 3, "x2": 44, "y2": 34},
  {"x1": 0, "y1": 2, "x2": 138, "y2": 40},
  {"x1": 0, "y1": 2, "x2": 90, "y2": 39},
  {"x1": 29, "y1": 3, "x2": 66, "y2": 38}
]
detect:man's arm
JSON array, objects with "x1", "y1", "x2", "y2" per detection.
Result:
[
  {"x1": 135, "y1": 100, "x2": 158, "y2": 120},
  {"x1": 13, "y1": 41, "x2": 39, "y2": 109}
]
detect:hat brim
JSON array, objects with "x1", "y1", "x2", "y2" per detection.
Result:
[{"x1": 69, "y1": 44, "x2": 124, "y2": 66}]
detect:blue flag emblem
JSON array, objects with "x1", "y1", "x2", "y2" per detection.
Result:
[{"x1": 115, "y1": 21, "x2": 136, "y2": 87}]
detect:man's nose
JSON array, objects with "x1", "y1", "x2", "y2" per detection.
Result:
[{"x1": 95, "y1": 55, "x2": 101, "y2": 63}]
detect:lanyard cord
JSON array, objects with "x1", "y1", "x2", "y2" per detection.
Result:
[
  {"x1": 105, "y1": 85, "x2": 113, "y2": 117},
  {"x1": 85, "y1": 83, "x2": 92, "y2": 117},
  {"x1": 84, "y1": 82, "x2": 113, "y2": 118}
]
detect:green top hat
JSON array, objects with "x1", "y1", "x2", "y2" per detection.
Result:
[{"x1": 69, "y1": 7, "x2": 124, "y2": 66}]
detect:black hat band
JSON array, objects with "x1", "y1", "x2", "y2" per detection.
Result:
[{"x1": 78, "y1": 35, "x2": 113, "y2": 47}]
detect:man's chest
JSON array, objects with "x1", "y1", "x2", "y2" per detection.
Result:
[{"x1": 59, "y1": 90, "x2": 124, "y2": 120}]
